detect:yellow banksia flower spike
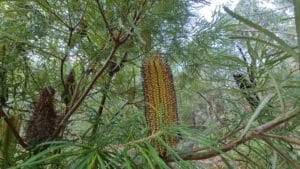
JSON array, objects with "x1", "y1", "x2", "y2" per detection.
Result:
[{"x1": 141, "y1": 54, "x2": 178, "y2": 156}]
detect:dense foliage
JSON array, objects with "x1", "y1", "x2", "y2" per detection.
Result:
[{"x1": 0, "y1": 0, "x2": 299, "y2": 168}]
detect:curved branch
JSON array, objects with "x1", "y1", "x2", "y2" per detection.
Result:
[
  {"x1": 166, "y1": 108, "x2": 299, "y2": 162},
  {"x1": 54, "y1": 43, "x2": 120, "y2": 137},
  {"x1": 259, "y1": 133, "x2": 300, "y2": 145}
]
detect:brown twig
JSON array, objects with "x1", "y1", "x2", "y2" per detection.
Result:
[
  {"x1": 68, "y1": 59, "x2": 98, "y2": 110},
  {"x1": 259, "y1": 133, "x2": 300, "y2": 145},
  {"x1": 90, "y1": 75, "x2": 113, "y2": 137},
  {"x1": 95, "y1": 53, "x2": 127, "y2": 108},
  {"x1": 60, "y1": 2, "x2": 88, "y2": 90},
  {"x1": 95, "y1": 0, "x2": 113, "y2": 38},
  {"x1": 165, "y1": 108, "x2": 299, "y2": 162},
  {"x1": 219, "y1": 125, "x2": 245, "y2": 141},
  {"x1": 54, "y1": 44, "x2": 119, "y2": 136},
  {"x1": 119, "y1": 0, "x2": 147, "y2": 43},
  {"x1": 0, "y1": 106, "x2": 28, "y2": 148},
  {"x1": 35, "y1": 1, "x2": 71, "y2": 29},
  {"x1": 55, "y1": 1, "x2": 147, "y2": 136}
]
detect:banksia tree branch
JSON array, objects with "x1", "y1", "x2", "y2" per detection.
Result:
[
  {"x1": 141, "y1": 54, "x2": 178, "y2": 156},
  {"x1": 165, "y1": 108, "x2": 299, "y2": 162}
]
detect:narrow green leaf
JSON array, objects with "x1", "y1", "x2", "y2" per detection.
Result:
[
  {"x1": 96, "y1": 154, "x2": 106, "y2": 169},
  {"x1": 242, "y1": 93, "x2": 275, "y2": 136},
  {"x1": 135, "y1": 144, "x2": 155, "y2": 169},
  {"x1": 268, "y1": 72, "x2": 285, "y2": 114}
]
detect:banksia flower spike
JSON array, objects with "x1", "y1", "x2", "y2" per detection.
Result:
[
  {"x1": 141, "y1": 54, "x2": 178, "y2": 156},
  {"x1": 25, "y1": 86, "x2": 57, "y2": 147}
]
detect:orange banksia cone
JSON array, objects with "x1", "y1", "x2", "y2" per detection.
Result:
[{"x1": 141, "y1": 54, "x2": 178, "y2": 156}]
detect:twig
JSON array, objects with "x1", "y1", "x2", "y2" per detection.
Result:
[
  {"x1": 219, "y1": 125, "x2": 245, "y2": 141},
  {"x1": 259, "y1": 133, "x2": 300, "y2": 145},
  {"x1": 61, "y1": 1, "x2": 88, "y2": 91},
  {"x1": 35, "y1": 1, "x2": 71, "y2": 29},
  {"x1": 54, "y1": 43, "x2": 120, "y2": 137},
  {"x1": 165, "y1": 108, "x2": 299, "y2": 162},
  {"x1": 0, "y1": 106, "x2": 28, "y2": 148},
  {"x1": 68, "y1": 59, "x2": 98, "y2": 110},
  {"x1": 91, "y1": 75, "x2": 113, "y2": 136},
  {"x1": 237, "y1": 45, "x2": 247, "y2": 63},
  {"x1": 119, "y1": 0, "x2": 147, "y2": 43},
  {"x1": 55, "y1": 0, "x2": 147, "y2": 137},
  {"x1": 196, "y1": 92, "x2": 213, "y2": 114},
  {"x1": 95, "y1": 0, "x2": 113, "y2": 38}
]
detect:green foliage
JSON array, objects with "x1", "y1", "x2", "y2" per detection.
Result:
[{"x1": 0, "y1": 0, "x2": 299, "y2": 168}]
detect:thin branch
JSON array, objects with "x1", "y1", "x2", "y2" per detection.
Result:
[
  {"x1": 35, "y1": 1, "x2": 71, "y2": 29},
  {"x1": 233, "y1": 149, "x2": 258, "y2": 168},
  {"x1": 196, "y1": 92, "x2": 213, "y2": 114},
  {"x1": 237, "y1": 45, "x2": 247, "y2": 63},
  {"x1": 55, "y1": 0, "x2": 147, "y2": 137},
  {"x1": 67, "y1": 73, "x2": 84, "y2": 110},
  {"x1": 259, "y1": 133, "x2": 300, "y2": 145},
  {"x1": 95, "y1": 0, "x2": 113, "y2": 38},
  {"x1": 119, "y1": 0, "x2": 147, "y2": 43},
  {"x1": 61, "y1": 1, "x2": 88, "y2": 92},
  {"x1": 66, "y1": 0, "x2": 73, "y2": 28},
  {"x1": 91, "y1": 52, "x2": 128, "y2": 136},
  {"x1": 165, "y1": 108, "x2": 299, "y2": 162},
  {"x1": 68, "y1": 59, "x2": 98, "y2": 110},
  {"x1": 91, "y1": 75, "x2": 113, "y2": 137},
  {"x1": 54, "y1": 43, "x2": 120, "y2": 137},
  {"x1": 219, "y1": 125, "x2": 245, "y2": 142},
  {"x1": 0, "y1": 106, "x2": 28, "y2": 148}
]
